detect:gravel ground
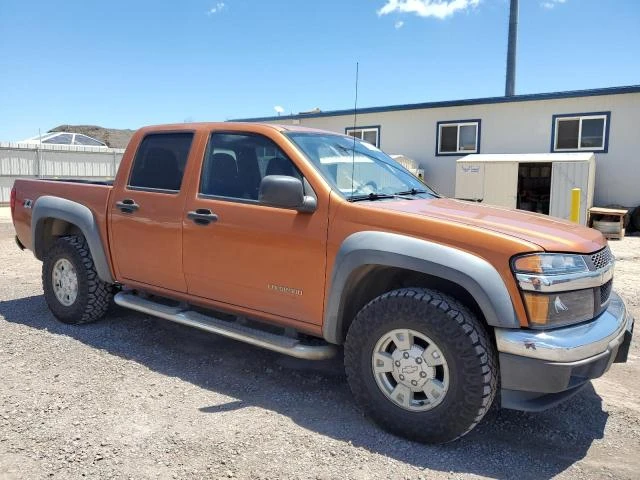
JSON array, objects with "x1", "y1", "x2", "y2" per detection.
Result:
[{"x1": 1, "y1": 212, "x2": 639, "y2": 480}]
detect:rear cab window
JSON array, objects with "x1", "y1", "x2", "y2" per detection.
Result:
[{"x1": 128, "y1": 133, "x2": 194, "y2": 192}]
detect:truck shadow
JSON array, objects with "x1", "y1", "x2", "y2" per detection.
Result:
[{"x1": 0, "y1": 295, "x2": 609, "y2": 480}]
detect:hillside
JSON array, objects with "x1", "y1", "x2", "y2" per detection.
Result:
[{"x1": 50, "y1": 125, "x2": 135, "y2": 149}]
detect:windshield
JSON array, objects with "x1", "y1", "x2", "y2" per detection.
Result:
[{"x1": 285, "y1": 132, "x2": 439, "y2": 201}]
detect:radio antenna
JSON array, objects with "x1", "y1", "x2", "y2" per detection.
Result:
[{"x1": 350, "y1": 62, "x2": 359, "y2": 197}]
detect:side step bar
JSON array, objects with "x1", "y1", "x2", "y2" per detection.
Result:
[{"x1": 114, "y1": 291, "x2": 337, "y2": 360}]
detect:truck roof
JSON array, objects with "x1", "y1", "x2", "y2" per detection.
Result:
[{"x1": 135, "y1": 122, "x2": 334, "y2": 135}]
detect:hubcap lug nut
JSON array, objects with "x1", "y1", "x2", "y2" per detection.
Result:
[
  {"x1": 420, "y1": 372, "x2": 427, "y2": 378},
  {"x1": 399, "y1": 374, "x2": 405, "y2": 381},
  {"x1": 394, "y1": 361, "x2": 401, "y2": 367},
  {"x1": 411, "y1": 380, "x2": 417, "y2": 386},
  {"x1": 403, "y1": 352, "x2": 410, "y2": 359},
  {"x1": 416, "y1": 357, "x2": 422, "y2": 364}
]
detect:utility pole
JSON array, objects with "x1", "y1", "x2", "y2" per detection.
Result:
[{"x1": 505, "y1": 0, "x2": 518, "y2": 97}]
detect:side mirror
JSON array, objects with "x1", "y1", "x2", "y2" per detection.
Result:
[{"x1": 259, "y1": 175, "x2": 317, "y2": 213}]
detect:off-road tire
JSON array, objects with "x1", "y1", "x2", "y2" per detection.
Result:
[
  {"x1": 344, "y1": 288, "x2": 497, "y2": 444},
  {"x1": 42, "y1": 235, "x2": 112, "y2": 324}
]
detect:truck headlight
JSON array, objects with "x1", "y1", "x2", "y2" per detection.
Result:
[
  {"x1": 512, "y1": 253, "x2": 588, "y2": 275},
  {"x1": 512, "y1": 253, "x2": 595, "y2": 328}
]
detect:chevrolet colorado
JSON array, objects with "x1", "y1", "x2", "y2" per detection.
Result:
[{"x1": 11, "y1": 122, "x2": 634, "y2": 443}]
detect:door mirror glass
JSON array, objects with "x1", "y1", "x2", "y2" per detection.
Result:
[{"x1": 259, "y1": 175, "x2": 316, "y2": 212}]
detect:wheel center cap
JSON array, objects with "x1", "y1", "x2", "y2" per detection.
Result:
[
  {"x1": 401, "y1": 365, "x2": 419, "y2": 375},
  {"x1": 391, "y1": 346, "x2": 434, "y2": 390}
]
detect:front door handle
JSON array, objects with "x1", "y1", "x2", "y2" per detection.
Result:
[
  {"x1": 115, "y1": 199, "x2": 139, "y2": 213},
  {"x1": 187, "y1": 209, "x2": 218, "y2": 225}
]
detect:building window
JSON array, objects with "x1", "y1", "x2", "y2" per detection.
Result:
[
  {"x1": 552, "y1": 112, "x2": 610, "y2": 152},
  {"x1": 345, "y1": 126, "x2": 380, "y2": 147},
  {"x1": 436, "y1": 120, "x2": 480, "y2": 155}
]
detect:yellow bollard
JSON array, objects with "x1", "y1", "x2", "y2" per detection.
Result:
[{"x1": 570, "y1": 188, "x2": 581, "y2": 223}]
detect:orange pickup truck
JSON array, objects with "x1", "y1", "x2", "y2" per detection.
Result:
[{"x1": 11, "y1": 122, "x2": 634, "y2": 443}]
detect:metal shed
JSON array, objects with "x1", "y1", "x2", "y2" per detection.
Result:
[{"x1": 455, "y1": 153, "x2": 596, "y2": 225}]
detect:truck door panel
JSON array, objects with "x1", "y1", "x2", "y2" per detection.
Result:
[
  {"x1": 182, "y1": 132, "x2": 328, "y2": 325},
  {"x1": 109, "y1": 132, "x2": 194, "y2": 292}
]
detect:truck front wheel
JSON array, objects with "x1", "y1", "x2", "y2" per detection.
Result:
[
  {"x1": 42, "y1": 235, "x2": 112, "y2": 324},
  {"x1": 344, "y1": 288, "x2": 497, "y2": 444}
]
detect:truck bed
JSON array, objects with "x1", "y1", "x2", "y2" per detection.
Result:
[{"x1": 12, "y1": 178, "x2": 113, "y2": 253}]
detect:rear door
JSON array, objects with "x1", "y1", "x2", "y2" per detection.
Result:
[{"x1": 109, "y1": 132, "x2": 194, "y2": 292}]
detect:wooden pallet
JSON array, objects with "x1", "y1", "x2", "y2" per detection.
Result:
[{"x1": 588, "y1": 207, "x2": 628, "y2": 240}]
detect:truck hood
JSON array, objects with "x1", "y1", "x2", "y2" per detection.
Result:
[{"x1": 370, "y1": 197, "x2": 606, "y2": 253}]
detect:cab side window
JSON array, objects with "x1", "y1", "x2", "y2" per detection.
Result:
[
  {"x1": 200, "y1": 133, "x2": 301, "y2": 200},
  {"x1": 129, "y1": 133, "x2": 194, "y2": 192}
]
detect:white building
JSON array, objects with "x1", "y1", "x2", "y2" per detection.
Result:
[{"x1": 237, "y1": 85, "x2": 640, "y2": 208}]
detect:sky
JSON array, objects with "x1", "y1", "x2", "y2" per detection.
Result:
[{"x1": 0, "y1": 0, "x2": 639, "y2": 141}]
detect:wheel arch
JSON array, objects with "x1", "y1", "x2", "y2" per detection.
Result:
[
  {"x1": 32, "y1": 196, "x2": 114, "y2": 283},
  {"x1": 323, "y1": 231, "x2": 518, "y2": 344}
]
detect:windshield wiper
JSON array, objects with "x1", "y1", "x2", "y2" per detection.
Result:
[
  {"x1": 395, "y1": 188, "x2": 441, "y2": 198},
  {"x1": 348, "y1": 193, "x2": 398, "y2": 202},
  {"x1": 393, "y1": 188, "x2": 429, "y2": 195}
]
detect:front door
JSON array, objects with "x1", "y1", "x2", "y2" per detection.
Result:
[
  {"x1": 109, "y1": 131, "x2": 195, "y2": 292},
  {"x1": 182, "y1": 131, "x2": 328, "y2": 325}
]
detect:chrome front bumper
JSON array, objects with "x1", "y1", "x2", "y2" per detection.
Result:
[
  {"x1": 495, "y1": 291, "x2": 632, "y2": 363},
  {"x1": 495, "y1": 291, "x2": 634, "y2": 411}
]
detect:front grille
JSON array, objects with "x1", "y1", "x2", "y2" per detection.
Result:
[
  {"x1": 590, "y1": 246, "x2": 613, "y2": 270},
  {"x1": 600, "y1": 279, "x2": 613, "y2": 306},
  {"x1": 585, "y1": 247, "x2": 614, "y2": 317}
]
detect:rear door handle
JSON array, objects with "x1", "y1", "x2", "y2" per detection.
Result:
[
  {"x1": 115, "y1": 199, "x2": 139, "y2": 213},
  {"x1": 187, "y1": 209, "x2": 218, "y2": 225}
]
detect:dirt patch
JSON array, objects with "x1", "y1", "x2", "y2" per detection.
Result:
[{"x1": 1, "y1": 225, "x2": 638, "y2": 479}]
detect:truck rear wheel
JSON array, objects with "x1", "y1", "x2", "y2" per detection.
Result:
[
  {"x1": 42, "y1": 235, "x2": 112, "y2": 324},
  {"x1": 344, "y1": 288, "x2": 497, "y2": 444}
]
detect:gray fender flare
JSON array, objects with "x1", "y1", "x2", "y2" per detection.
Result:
[
  {"x1": 32, "y1": 195, "x2": 114, "y2": 284},
  {"x1": 323, "y1": 231, "x2": 519, "y2": 344}
]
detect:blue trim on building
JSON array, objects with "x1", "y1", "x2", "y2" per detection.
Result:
[
  {"x1": 232, "y1": 85, "x2": 640, "y2": 122},
  {"x1": 435, "y1": 119, "x2": 482, "y2": 157},
  {"x1": 550, "y1": 111, "x2": 611, "y2": 154},
  {"x1": 344, "y1": 125, "x2": 381, "y2": 147}
]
